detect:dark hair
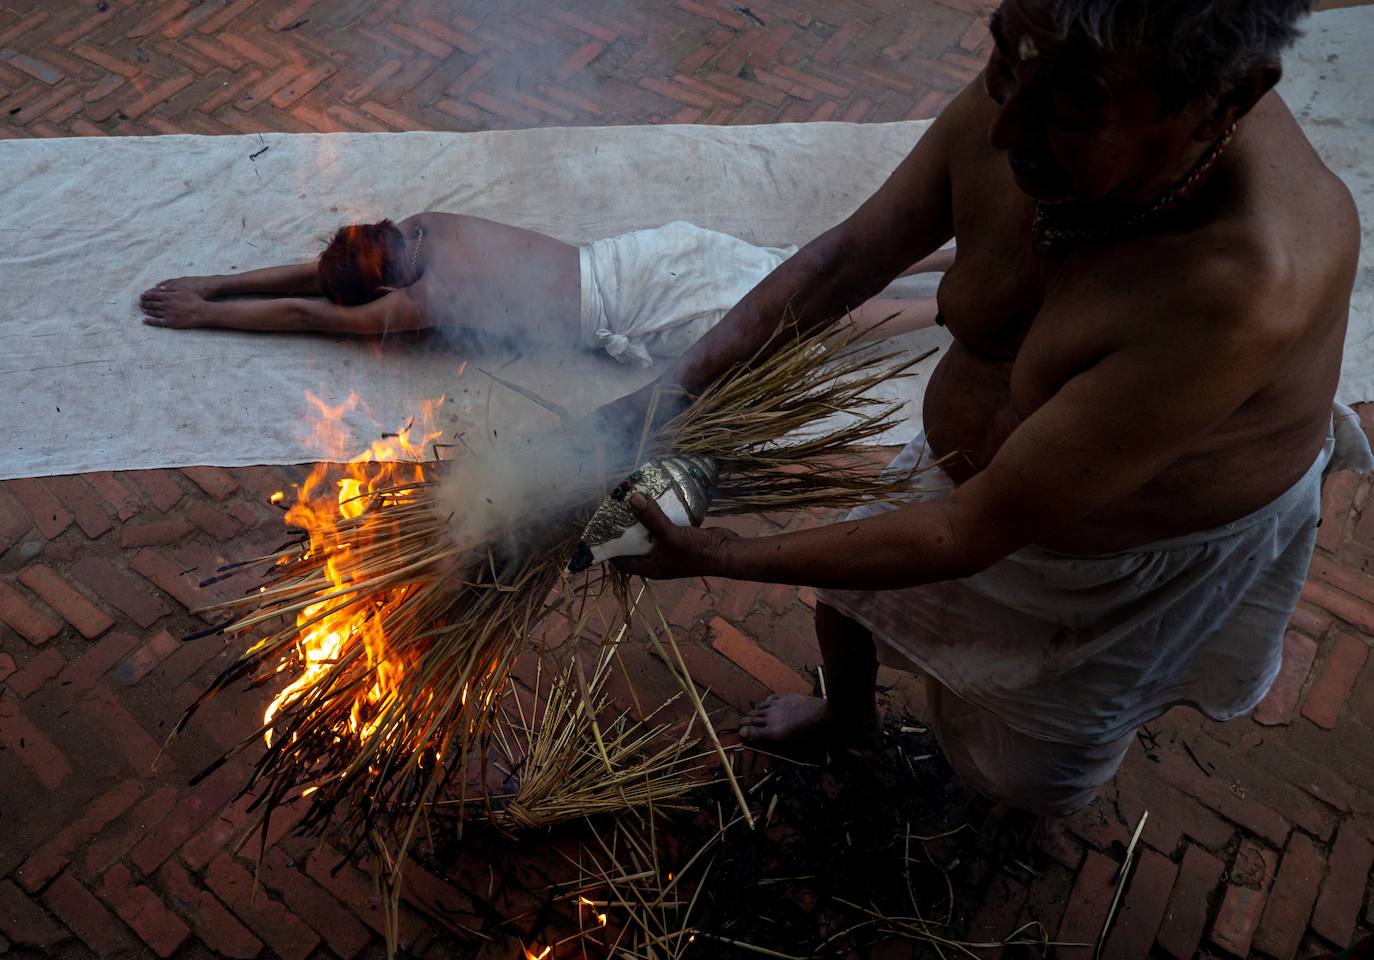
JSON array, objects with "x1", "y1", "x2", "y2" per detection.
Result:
[
  {"x1": 317, "y1": 219, "x2": 407, "y2": 306},
  {"x1": 1027, "y1": 0, "x2": 1313, "y2": 107}
]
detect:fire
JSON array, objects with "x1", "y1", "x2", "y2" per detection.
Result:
[{"x1": 262, "y1": 392, "x2": 444, "y2": 750}]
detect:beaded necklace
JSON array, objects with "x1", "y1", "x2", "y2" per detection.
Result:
[{"x1": 1031, "y1": 122, "x2": 1238, "y2": 250}]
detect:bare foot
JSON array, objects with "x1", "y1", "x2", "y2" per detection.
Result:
[
  {"x1": 979, "y1": 803, "x2": 1052, "y2": 866},
  {"x1": 140, "y1": 288, "x2": 212, "y2": 328},
  {"x1": 739, "y1": 693, "x2": 879, "y2": 747}
]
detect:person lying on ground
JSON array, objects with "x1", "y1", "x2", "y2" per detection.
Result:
[
  {"x1": 593, "y1": 0, "x2": 1373, "y2": 830},
  {"x1": 138, "y1": 217, "x2": 952, "y2": 365}
]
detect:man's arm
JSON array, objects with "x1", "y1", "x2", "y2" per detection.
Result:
[
  {"x1": 141, "y1": 286, "x2": 425, "y2": 334},
  {"x1": 623, "y1": 268, "x2": 1297, "y2": 589},
  {"x1": 150, "y1": 262, "x2": 321, "y2": 299}
]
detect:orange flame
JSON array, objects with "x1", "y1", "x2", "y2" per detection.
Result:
[{"x1": 262, "y1": 392, "x2": 444, "y2": 750}]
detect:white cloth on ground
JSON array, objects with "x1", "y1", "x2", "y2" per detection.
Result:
[
  {"x1": 815, "y1": 403, "x2": 1372, "y2": 815},
  {"x1": 579, "y1": 221, "x2": 799, "y2": 366}
]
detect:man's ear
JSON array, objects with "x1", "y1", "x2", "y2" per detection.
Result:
[{"x1": 1194, "y1": 63, "x2": 1281, "y2": 141}]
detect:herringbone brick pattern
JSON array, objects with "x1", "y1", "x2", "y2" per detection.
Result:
[
  {"x1": 0, "y1": 0, "x2": 987, "y2": 140},
  {"x1": 3, "y1": 1, "x2": 1374, "y2": 958}
]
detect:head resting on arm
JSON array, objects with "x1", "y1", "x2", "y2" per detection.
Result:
[{"x1": 317, "y1": 219, "x2": 410, "y2": 306}]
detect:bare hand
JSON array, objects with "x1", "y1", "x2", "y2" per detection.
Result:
[
  {"x1": 612, "y1": 493, "x2": 739, "y2": 580},
  {"x1": 140, "y1": 287, "x2": 212, "y2": 328},
  {"x1": 148, "y1": 275, "x2": 221, "y2": 299}
]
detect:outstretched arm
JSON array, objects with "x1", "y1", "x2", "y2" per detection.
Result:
[
  {"x1": 150, "y1": 262, "x2": 321, "y2": 300},
  {"x1": 141, "y1": 286, "x2": 425, "y2": 334}
]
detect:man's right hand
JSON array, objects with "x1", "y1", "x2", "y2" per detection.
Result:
[{"x1": 146, "y1": 275, "x2": 222, "y2": 300}]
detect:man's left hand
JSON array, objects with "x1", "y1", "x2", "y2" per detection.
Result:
[{"x1": 612, "y1": 493, "x2": 739, "y2": 580}]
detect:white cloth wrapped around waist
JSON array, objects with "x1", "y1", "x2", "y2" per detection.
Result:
[
  {"x1": 817, "y1": 402, "x2": 1373, "y2": 747},
  {"x1": 578, "y1": 221, "x2": 798, "y2": 367}
]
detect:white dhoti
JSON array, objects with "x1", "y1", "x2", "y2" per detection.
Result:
[
  {"x1": 578, "y1": 221, "x2": 798, "y2": 367},
  {"x1": 817, "y1": 404, "x2": 1374, "y2": 816}
]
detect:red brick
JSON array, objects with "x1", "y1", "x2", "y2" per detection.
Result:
[
  {"x1": 40, "y1": 475, "x2": 113, "y2": 539},
  {"x1": 54, "y1": 631, "x2": 140, "y2": 694},
  {"x1": 84, "y1": 472, "x2": 140, "y2": 521},
  {"x1": 1056, "y1": 849, "x2": 1118, "y2": 957},
  {"x1": 180, "y1": 794, "x2": 255, "y2": 872},
  {"x1": 1301, "y1": 630, "x2": 1369, "y2": 729},
  {"x1": 815, "y1": 18, "x2": 864, "y2": 64},
  {"x1": 552, "y1": 39, "x2": 607, "y2": 82},
  {"x1": 400, "y1": 862, "x2": 483, "y2": 936},
  {"x1": 537, "y1": 82, "x2": 604, "y2": 116},
  {"x1": 128, "y1": 469, "x2": 185, "y2": 513},
  {"x1": 6, "y1": 477, "x2": 73, "y2": 538},
  {"x1": 100, "y1": 864, "x2": 190, "y2": 958},
  {"x1": 186, "y1": 501, "x2": 241, "y2": 541},
  {"x1": 416, "y1": 17, "x2": 484, "y2": 55},
  {"x1": 1152, "y1": 749, "x2": 1291, "y2": 846},
  {"x1": 1255, "y1": 630, "x2": 1319, "y2": 726},
  {"x1": 708, "y1": 617, "x2": 811, "y2": 695},
  {"x1": 43, "y1": 871, "x2": 132, "y2": 956},
  {"x1": 0, "y1": 578, "x2": 61, "y2": 645},
  {"x1": 258, "y1": 848, "x2": 371, "y2": 958},
  {"x1": 966, "y1": 874, "x2": 1027, "y2": 950},
  {"x1": 651, "y1": 633, "x2": 768, "y2": 715},
  {"x1": 129, "y1": 548, "x2": 211, "y2": 612},
  {"x1": 17, "y1": 564, "x2": 112, "y2": 638},
  {"x1": 0, "y1": 879, "x2": 66, "y2": 948},
  {"x1": 0, "y1": 652, "x2": 13, "y2": 681},
  {"x1": 1310, "y1": 552, "x2": 1374, "y2": 605},
  {"x1": 70, "y1": 555, "x2": 170, "y2": 628},
  {"x1": 1103, "y1": 846, "x2": 1178, "y2": 960},
  {"x1": 1210, "y1": 840, "x2": 1277, "y2": 958},
  {"x1": 1158, "y1": 844, "x2": 1226, "y2": 960},
  {"x1": 1318, "y1": 470, "x2": 1362, "y2": 552},
  {"x1": 18, "y1": 778, "x2": 145, "y2": 891},
  {"x1": 1301, "y1": 579, "x2": 1374, "y2": 635},
  {"x1": 1256, "y1": 832, "x2": 1325, "y2": 960},
  {"x1": 120, "y1": 520, "x2": 196, "y2": 548},
  {"x1": 1312, "y1": 819, "x2": 1374, "y2": 946},
  {"x1": 713, "y1": 578, "x2": 764, "y2": 621},
  {"x1": 6, "y1": 647, "x2": 65, "y2": 698},
  {"x1": 205, "y1": 854, "x2": 320, "y2": 960},
  {"x1": 81, "y1": 684, "x2": 171, "y2": 775},
  {"x1": 159, "y1": 859, "x2": 262, "y2": 959},
  {"x1": 0, "y1": 696, "x2": 72, "y2": 790},
  {"x1": 84, "y1": 785, "x2": 180, "y2": 875},
  {"x1": 130, "y1": 757, "x2": 245, "y2": 876},
  {"x1": 123, "y1": 71, "x2": 196, "y2": 120},
  {"x1": 304, "y1": 844, "x2": 432, "y2": 950},
  {"x1": 114, "y1": 630, "x2": 181, "y2": 687},
  {"x1": 0, "y1": 485, "x2": 33, "y2": 551}
]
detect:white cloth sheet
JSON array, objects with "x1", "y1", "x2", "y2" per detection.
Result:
[
  {"x1": 0, "y1": 6, "x2": 1370, "y2": 481},
  {"x1": 0, "y1": 121, "x2": 937, "y2": 480}
]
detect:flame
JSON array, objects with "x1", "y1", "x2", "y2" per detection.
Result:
[
  {"x1": 526, "y1": 948, "x2": 551, "y2": 960},
  {"x1": 577, "y1": 897, "x2": 608, "y2": 927},
  {"x1": 261, "y1": 392, "x2": 444, "y2": 751}
]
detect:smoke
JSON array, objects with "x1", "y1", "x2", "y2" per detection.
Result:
[{"x1": 433, "y1": 419, "x2": 634, "y2": 574}]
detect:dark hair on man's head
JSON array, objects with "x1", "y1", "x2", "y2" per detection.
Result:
[
  {"x1": 1026, "y1": 0, "x2": 1313, "y2": 107},
  {"x1": 317, "y1": 219, "x2": 407, "y2": 306}
]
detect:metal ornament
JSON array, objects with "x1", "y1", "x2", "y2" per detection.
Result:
[{"x1": 568, "y1": 455, "x2": 718, "y2": 573}]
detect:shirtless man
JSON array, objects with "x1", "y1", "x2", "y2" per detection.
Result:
[
  {"x1": 138, "y1": 216, "x2": 951, "y2": 362},
  {"x1": 601, "y1": 0, "x2": 1368, "y2": 817}
]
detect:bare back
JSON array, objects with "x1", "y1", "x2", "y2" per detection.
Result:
[
  {"x1": 400, "y1": 213, "x2": 581, "y2": 341},
  {"x1": 926, "y1": 89, "x2": 1358, "y2": 553}
]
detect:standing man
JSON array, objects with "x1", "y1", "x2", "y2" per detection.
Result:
[{"x1": 605, "y1": 0, "x2": 1371, "y2": 818}]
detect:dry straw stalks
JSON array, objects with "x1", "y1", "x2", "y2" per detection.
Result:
[{"x1": 177, "y1": 321, "x2": 937, "y2": 955}]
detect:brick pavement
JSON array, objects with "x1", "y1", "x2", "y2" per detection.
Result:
[{"x1": 2, "y1": 1, "x2": 1374, "y2": 958}]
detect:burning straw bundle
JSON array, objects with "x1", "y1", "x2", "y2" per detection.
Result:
[{"x1": 179, "y1": 322, "x2": 933, "y2": 951}]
